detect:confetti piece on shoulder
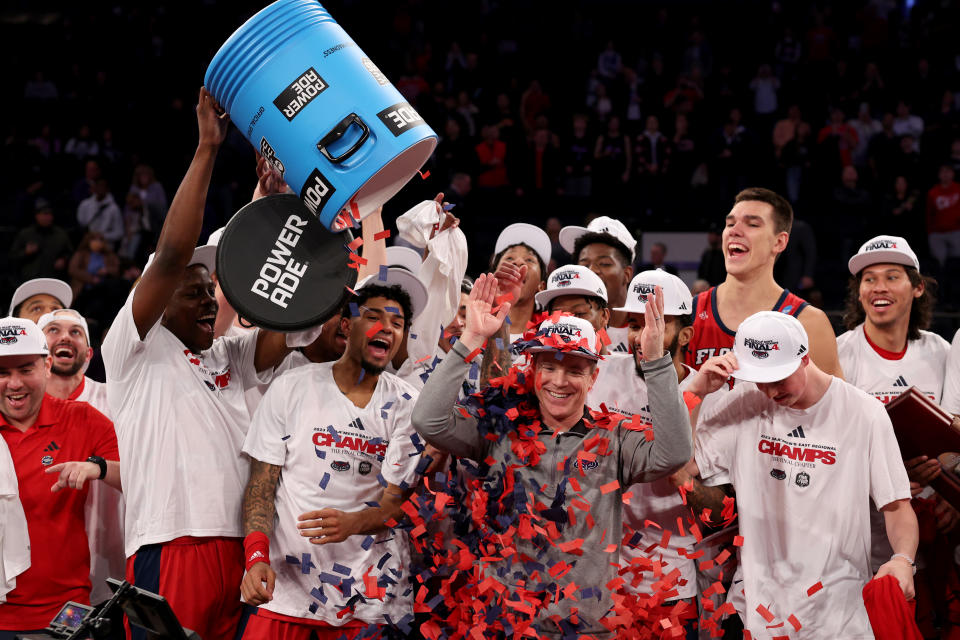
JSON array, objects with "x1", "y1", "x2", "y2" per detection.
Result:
[
  {"x1": 806, "y1": 581, "x2": 823, "y2": 596},
  {"x1": 599, "y1": 480, "x2": 619, "y2": 494},
  {"x1": 365, "y1": 321, "x2": 384, "y2": 338},
  {"x1": 374, "y1": 229, "x2": 391, "y2": 241}
]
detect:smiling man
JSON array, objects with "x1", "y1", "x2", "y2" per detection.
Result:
[
  {"x1": 238, "y1": 274, "x2": 423, "y2": 639},
  {"x1": 100, "y1": 89, "x2": 298, "y2": 640},
  {"x1": 37, "y1": 308, "x2": 124, "y2": 605},
  {"x1": 687, "y1": 311, "x2": 917, "y2": 636},
  {"x1": 0, "y1": 317, "x2": 120, "y2": 638},
  {"x1": 685, "y1": 188, "x2": 841, "y2": 378},
  {"x1": 9, "y1": 278, "x2": 73, "y2": 324},
  {"x1": 411, "y1": 273, "x2": 692, "y2": 637}
]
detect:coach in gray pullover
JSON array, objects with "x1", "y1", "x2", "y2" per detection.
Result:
[{"x1": 411, "y1": 274, "x2": 692, "y2": 638}]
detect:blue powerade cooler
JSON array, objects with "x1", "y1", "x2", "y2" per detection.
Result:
[{"x1": 205, "y1": 0, "x2": 437, "y2": 231}]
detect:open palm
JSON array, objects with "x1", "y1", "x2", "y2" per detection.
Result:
[{"x1": 464, "y1": 273, "x2": 511, "y2": 340}]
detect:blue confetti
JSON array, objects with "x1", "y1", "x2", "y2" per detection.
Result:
[
  {"x1": 332, "y1": 562, "x2": 352, "y2": 576},
  {"x1": 361, "y1": 535, "x2": 374, "y2": 550},
  {"x1": 495, "y1": 337, "x2": 504, "y2": 349},
  {"x1": 410, "y1": 333, "x2": 417, "y2": 339},
  {"x1": 449, "y1": 335, "x2": 458, "y2": 346},
  {"x1": 285, "y1": 555, "x2": 299, "y2": 565},
  {"x1": 401, "y1": 392, "x2": 411, "y2": 400},
  {"x1": 300, "y1": 553, "x2": 316, "y2": 574},
  {"x1": 281, "y1": 434, "x2": 291, "y2": 441},
  {"x1": 378, "y1": 265, "x2": 389, "y2": 281},
  {"x1": 349, "y1": 302, "x2": 360, "y2": 317},
  {"x1": 505, "y1": 315, "x2": 512, "y2": 325},
  {"x1": 327, "y1": 426, "x2": 340, "y2": 443},
  {"x1": 376, "y1": 473, "x2": 387, "y2": 487},
  {"x1": 310, "y1": 586, "x2": 326, "y2": 604},
  {"x1": 358, "y1": 368, "x2": 365, "y2": 383},
  {"x1": 442, "y1": 203, "x2": 456, "y2": 211},
  {"x1": 377, "y1": 553, "x2": 392, "y2": 569},
  {"x1": 364, "y1": 501, "x2": 381, "y2": 508},
  {"x1": 384, "y1": 306, "x2": 399, "y2": 314},
  {"x1": 308, "y1": 602, "x2": 319, "y2": 614},
  {"x1": 319, "y1": 572, "x2": 341, "y2": 585},
  {"x1": 319, "y1": 472, "x2": 330, "y2": 490},
  {"x1": 315, "y1": 448, "x2": 326, "y2": 459}
]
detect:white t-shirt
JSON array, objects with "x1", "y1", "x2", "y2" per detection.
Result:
[
  {"x1": 942, "y1": 329, "x2": 960, "y2": 415},
  {"x1": 243, "y1": 363, "x2": 421, "y2": 624},
  {"x1": 837, "y1": 324, "x2": 950, "y2": 572},
  {"x1": 102, "y1": 293, "x2": 272, "y2": 556},
  {"x1": 837, "y1": 324, "x2": 950, "y2": 404},
  {"x1": 74, "y1": 377, "x2": 126, "y2": 604},
  {"x1": 589, "y1": 354, "x2": 698, "y2": 599},
  {"x1": 695, "y1": 378, "x2": 910, "y2": 638},
  {"x1": 0, "y1": 437, "x2": 29, "y2": 603},
  {"x1": 605, "y1": 325, "x2": 630, "y2": 355}
]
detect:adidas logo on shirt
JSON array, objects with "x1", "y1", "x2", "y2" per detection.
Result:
[
  {"x1": 44, "y1": 441, "x2": 60, "y2": 452},
  {"x1": 787, "y1": 426, "x2": 806, "y2": 439},
  {"x1": 348, "y1": 418, "x2": 365, "y2": 431},
  {"x1": 892, "y1": 376, "x2": 908, "y2": 388}
]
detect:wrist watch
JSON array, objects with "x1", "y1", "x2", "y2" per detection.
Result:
[{"x1": 87, "y1": 455, "x2": 107, "y2": 480}]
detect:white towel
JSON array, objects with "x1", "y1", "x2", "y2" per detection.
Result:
[{"x1": 0, "y1": 437, "x2": 30, "y2": 602}]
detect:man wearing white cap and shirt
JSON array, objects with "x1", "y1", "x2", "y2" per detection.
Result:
[
  {"x1": 0, "y1": 317, "x2": 120, "y2": 637},
  {"x1": 238, "y1": 270, "x2": 422, "y2": 638},
  {"x1": 560, "y1": 215, "x2": 637, "y2": 354},
  {"x1": 9, "y1": 278, "x2": 73, "y2": 324},
  {"x1": 37, "y1": 309, "x2": 124, "y2": 605},
  {"x1": 686, "y1": 311, "x2": 917, "y2": 636},
  {"x1": 491, "y1": 222, "x2": 551, "y2": 338},
  {"x1": 411, "y1": 272, "x2": 692, "y2": 636},
  {"x1": 100, "y1": 89, "x2": 305, "y2": 640},
  {"x1": 945, "y1": 332, "x2": 960, "y2": 415}
]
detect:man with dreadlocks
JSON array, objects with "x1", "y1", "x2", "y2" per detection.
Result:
[{"x1": 411, "y1": 272, "x2": 692, "y2": 638}]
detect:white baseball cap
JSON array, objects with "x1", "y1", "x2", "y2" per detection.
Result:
[
  {"x1": 355, "y1": 267, "x2": 428, "y2": 323},
  {"x1": 144, "y1": 244, "x2": 218, "y2": 276},
  {"x1": 732, "y1": 311, "x2": 809, "y2": 383},
  {"x1": 9, "y1": 278, "x2": 73, "y2": 316},
  {"x1": 494, "y1": 223, "x2": 552, "y2": 268},
  {"x1": 37, "y1": 309, "x2": 91, "y2": 346},
  {"x1": 206, "y1": 226, "x2": 226, "y2": 246},
  {"x1": 848, "y1": 235, "x2": 920, "y2": 275},
  {"x1": 522, "y1": 315, "x2": 602, "y2": 361},
  {"x1": 0, "y1": 317, "x2": 49, "y2": 358},
  {"x1": 535, "y1": 265, "x2": 608, "y2": 309},
  {"x1": 559, "y1": 216, "x2": 637, "y2": 261},
  {"x1": 386, "y1": 246, "x2": 424, "y2": 275},
  {"x1": 615, "y1": 269, "x2": 693, "y2": 316}
]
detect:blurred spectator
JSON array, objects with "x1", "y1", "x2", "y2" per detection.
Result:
[
  {"x1": 545, "y1": 217, "x2": 570, "y2": 272},
  {"x1": 72, "y1": 159, "x2": 101, "y2": 205},
  {"x1": 867, "y1": 113, "x2": 900, "y2": 185},
  {"x1": 927, "y1": 164, "x2": 960, "y2": 268},
  {"x1": 434, "y1": 117, "x2": 475, "y2": 182},
  {"x1": 892, "y1": 100, "x2": 924, "y2": 151},
  {"x1": 475, "y1": 124, "x2": 509, "y2": 189},
  {"x1": 669, "y1": 114, "x2": 697, "y2": 188},
  {"x1": 64, "y1": 123, "x2": 99, "y2": 160},
  {"x1": 591, "y1": 82, "x2": 613, "y2": 122},
  {"x1": 805, "y1": 11, "x2": 835, "y2": 63},
  {"x1": 748, "y1": 64, "x2": 780, "y2": 128},
  {"x1": 858, "y1": 63, "x2": 887, "y2": 110},
  {"x1": 520, "y1": 80, "x2": 551, "y2": 133},
  {"x1": 77, "y1": 177, "x2": 124, "y2": 246},
  {"x1": 516, "y1": 129, "x2": 561, "y2": 202},
  {"x1": 682, "y1": 30, "x2": 712, "y2": 76},
  {"x1": 623, "y1": 68, "x2": 643, "y2": 130},
  {"x1": 640, "y1": 242, "x2": 678, "y2": 276},
  {"x1": 130, "y1": 164, "x2": 167, "y2": 228},
  {"x1": 880, "y1": 176, "x2": 924, "y2": 253},
  {"x1": 817, "y1": 108, "x2": 859, "y2": 169},
  {"x1": 831, "y1": 165, "x2": 872, "y2": 255},
  {"x1": 664, "y1": 74, "x2": 703, "y2": 116},
  {"x1": 28, "y1": 123, "x2": 61, "y2": 159},
  {"x1": 9, "y1": 199, "x2": 73, "y2": 280},
  {"x1": 697, "y1": 227, "x2": 726, "y2": 286},
  {"x1": 23, "y1": 70, "x2": 58, "y2": 101},
  {"x1": 596, "y1": 41, "x2": 623, "y2": 81},
  {"x1": 119, "y1": 192, "x2": 146, "y2": 261},
  {"x1": 950, "y1": 138, "x2": 960, "y2": 175},
  {"x1": 690, "y1": 278, "x2": 711, "y2": 296},
  {"x1": 455, "y1": 91, "x2": 479, "y2": 138},
  {"x1": 634, "y1": 115, "x2": 670, "y2": 213},
  {"x1": 774, "y1": 218, "x2": 817, "y2": 294},
  {"x1": 562, "y1": 115, "x2": 593, "y2": 198},
  {"x1": 779, "y1": 122, "x2": 813, "y2": 205},
  {"x1": 593, "y1": 116, "x2": 631, "y2": 197},
  {"x1": 710, "y1": 119, "x2": 751, "y2": 205},
  {"x1": 848, "y1": 103, "x2": 881, "y2": 167},
  {"x1": 772, "y1": 105, "x2": 806, "y2": 159},
  {"x1": 891, "y1": 134, "x2": 923, "y2": 188},
  {"x1": 68, "y1": 231, "x2": 119, "y2": 299},
  {"x1": 773, "y1": 27, "x2": 802, "y2": 80}
]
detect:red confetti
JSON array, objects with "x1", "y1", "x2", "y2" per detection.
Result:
[
  {"x1": 596, "y1": 327, "x2": 612, "y2": 346},
  {"x1": 348, "y1": 252, "x2": 368, "y2": 265},
  {"x1": 464, "y1": 348, "x2": 483, "y2": 363},
  {"x1": 621, "y1": 491, "x2": 633, "y2": 505},
  {"x1": 418, "y1": 170, "x2": 431, "y2": 180},
  {"x1": 788, "y1": 614, "x2": 802, "y2": 631},
  {"x1": 347, "y1": 237, "x2": 364, "y2": 251},
  {"x1": 350, "y1": 200, "x2": 361, "y2": 220},
  {"x1": 374, "y1": 229, "x2": 391, "y2": 241},
  {"x1": 599, "y1": 480, "x2": 620, "y2": 494},
  {"x1": 807, "y1": 581, "x2": 823, "y2": 596},
  {"x1": 365, "y1": 321, "x2": 383, "y2": 338},
  {"x1": 733, "y1": 535, "x2": 744, "y2": 546},
  {"x1": 756, "y1": 604, "x2": 775, "y2": 623},
  {"x1": 568, "y1": 477, "x2": 581, "y2": 493}
]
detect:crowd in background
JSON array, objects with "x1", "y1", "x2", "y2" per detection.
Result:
[{"x1": 2, "y1": 0, "x2": 960, "y2": 356}]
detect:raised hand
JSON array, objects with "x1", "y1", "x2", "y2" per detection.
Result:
[
  {"x1": 196, "y1": 87, "x2": 229, "y2": 148},
  {"x1": 461, "y1": 273, "x2": 511, "y2": 350},
  {"x1": 687, "y1": 352, "x2": 739, "y2": 398},
  {"x1": 492, "y1": 261, "x2": 526, "y2": 306},
  {"x1": 635, "y1": 285, "x2": 665, "y2": 362}
]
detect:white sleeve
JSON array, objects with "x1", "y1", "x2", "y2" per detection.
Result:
[
  {"x1": 942, "y1": 329, "x2": 960, "y2": 415},
  {"x1": 693, "y1": 392, "x2": 744, "y2": 487},
  {"x1": 101, "y1": 289, "x2": 158, "y2": 383},
  {"x1": 380, "y1": 385, "x2": 422, "y2": 489},
  {"x1": 242, "y1": 374, "x2": 290, "y2": 466},
  {"x1": 223, "y1": 328, "x2": 276, "y2": 392},
  {"x1": 866, "y1": 400, "x2": 911, "y2": 509}
]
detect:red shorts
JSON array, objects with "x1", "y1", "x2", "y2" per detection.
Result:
[
  {"x1": 239, "y1": 609, "x2": 370, "y2": 640},
  {"x1": 125, "y1": 536, "x2": 243, "y2": 640}
]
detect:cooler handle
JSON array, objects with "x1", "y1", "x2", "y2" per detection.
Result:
[{"x1": 317, "y1": 113, "x2": 369, "y2": 163}]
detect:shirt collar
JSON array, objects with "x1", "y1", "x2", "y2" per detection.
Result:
[
  {"x1": 0, "y1": 394, "x2": 59, "y2": 432},
  {"x1": 68, "y1": 377, "x2": 86, "y2": 401}
]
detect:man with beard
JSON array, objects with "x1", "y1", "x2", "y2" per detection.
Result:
[
  {"x1": 0, "y1": 317, "x2": 120, "y2": 638},
  {"x1": 37, "y1": 309, "x2": 124, "y2": 604},
  {"x1": 100, "y1": 89, "x2": 302, "y2": 640},
  {"x1": 238, "y1": 273, "x2": 425, "y2": 639}
]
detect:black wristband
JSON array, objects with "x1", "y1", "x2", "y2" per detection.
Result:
[{"x1": 87, "y1": 456, "x2": 107, "y2": 480}]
